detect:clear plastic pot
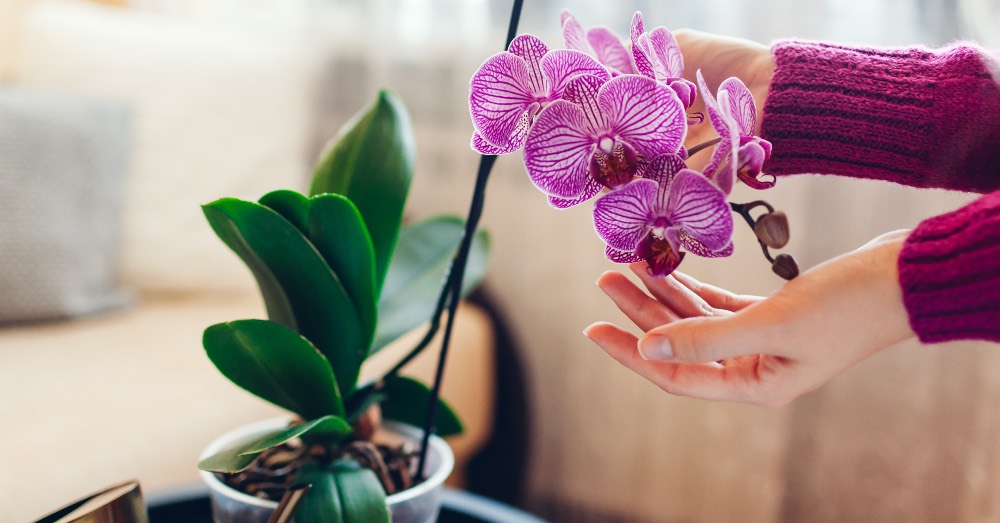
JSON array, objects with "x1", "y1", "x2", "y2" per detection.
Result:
[{"x1": 199, "y1": 418, "x2": 454, "y2": 523}]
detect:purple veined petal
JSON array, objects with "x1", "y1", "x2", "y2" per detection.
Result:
[
  {"x1": 681, "y1": 236, "x2": 734, "y2": 258},
  {"x1": 640, "y1": 153, "x2": 687, "y2": 188},
  {"x1": 647, "y1": 27, "x2": 685, "y2": 79},
  {"x1": 719, "y1": 77, "x2": 757, "y2": 136},
  {"x1": 541, "y1": 50, "x2": 610, "y2": 100},
  {"x1": 548, "y1": 178, "x2": 602, "y2": 209},
  {"x1": 703, "y1": 141, "x2": 735, "y2": 195},
  {"x1": 586, "y1": 27, "x2": 636, "y2": 75},
  {"x1": 669, "y1": 79, "x2": 697, "y2": 109},
  {"x1": 593, "y1": 178, "x2": 659, "y2": 251},
  {"x1": 599, "y1": 75, "x2": 686, "y2": 158},
  {"x1": 471, "y1": 131, "x2": 522, "y2": 155},
  {"x1": 757, "y1": 137, "x2": 773, "y2": 159},
  {"x1": 507, "y1": 34, "x2": 549, "y2": 94},
  {"x1": 735, "y1": 141, "x2": 775, "y2": 189},
  {"x1": 523, "y1": 100, "x2": 597, "y2": 198},
  {"x1": 470, "y1": 52, "x2": 536, "y2": 149},
  {"x1": 629, "y1": 11, "x2": 645, "y2": 48},
  {"x1": 561, "y1": 10, "x2": 590, "y2": 53},
  {"x1": 696, "y1": 70, "x2": 733, "y2": 140},
  {"x1": 606, "y1": 245, "x2": 644, "y2": 264},
  {"x1": 562, "y1": 74, "x2": 609, "y2": 131},
  {"x1": 631, "y1": 33, "x2": 656, "y2": 79},
  {"x1": 666, "y1": 169, "x2": 734, "y2": 251}
]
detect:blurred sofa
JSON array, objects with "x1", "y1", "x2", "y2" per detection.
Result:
[{"x1": 0, "y1": 1, "x2": 500, "y2": 520}]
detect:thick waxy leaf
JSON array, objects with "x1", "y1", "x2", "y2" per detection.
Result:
[
  {"x1": 381, "y1": 376, "x2": 463, "y2": 437},
  {"x1": 295, "y1": 461, "x2": 389, "y2": 523},
  {"x1": 202, "y1": 199, "x2": 364, "y2": 397},
  {"x1": 372, "y1": 216, "x2": 490, "y2": 355},
  {"x1": 258, "y1": 190, "x2": 310, "y2": 233},
  {"x1": 308, "y1": 194, "x2": 377, "y2": 349},
  {"x1": 197, "y1": 416, "x2": 351, "y2": 473},
  {"x1": 310, "y1": 90, "x2": 415, "y2": 296},
  {"x1": 204, "y1": 320, "x2": 344, "y2": 419}
]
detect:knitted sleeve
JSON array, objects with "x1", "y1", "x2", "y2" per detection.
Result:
[
  {"x1": 759, "y1": 40, "x2": 1000, "y2": 344},
  {"x1": 898, "y1": 190, "x2": 1000, "y2": 343},
  {"x1": 760, "y1": 40, "x2": 1000, "y2": 193}
]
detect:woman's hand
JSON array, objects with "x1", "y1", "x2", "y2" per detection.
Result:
[
  {"x1": 584, "y1": 231, "x2": 916, "y2": 407},
  {"x1": 675, "y1": 29, "x2": 776, "y2": 170}
]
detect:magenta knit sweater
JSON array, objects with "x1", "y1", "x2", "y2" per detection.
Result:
[{"x1": 760, "y1": 40, "x2": 1000, "y2": 344}]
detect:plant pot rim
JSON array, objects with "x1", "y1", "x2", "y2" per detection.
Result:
[{"x1": 198, "y1": 416, "x2": 454, "y2": 510}]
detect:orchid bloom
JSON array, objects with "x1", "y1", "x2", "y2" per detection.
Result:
[
  {"x1": 697, "y1": 70, "x2": 774, "y2": 194},
  {"x1": 469, "y1": 34, "x2": 610, "y2": 155},
  {"x1": 594, "y1": 155, "x2": 733, "y2": 277},
  {"x1": 630, "y1": 12, "x2": 697, "y2": 109},
  {"x1": 560, "y1": 10, "x2": 637, "y2": 76},
  {"x1": 523, "y1": 74, "x2": 686, "y2": 208}
]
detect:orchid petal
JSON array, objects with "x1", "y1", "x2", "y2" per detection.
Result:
[
  {"x1": 630, "y1": 12, "x2": 645, "y2": 43},
  {"x1": 670, "y1": 79, "x2": 697, "y2": 108},
  {"x1": 647, "y1": 27, "x2": 685, "y2": 79},
  {"x1": 548, "y1": 178, "x2": 602, "y2": 209},
  {"x1": 471, "y1": 131, "x2": 520, "y2": 155},
  {"x1": 561, "y1": 10, "x2": 589, "y2": 53},
  {"x1": 523, "y1": 100, "x2": 597, "y2": 198},
  {"x1": 640, "y1": 153, "x2": 687, "y2": 187},
  {"x1": 719, "y1": 77, "x2": 757, "y2": 136},
  {"x1": 470, "y1": 52, "x2": 536, "y2": 149},
  {"x1": 586, "y1": 27, "x2": 636, "y2": 75},
  {"x1": 702, "y1": 141, "x2": 734, "y2": 195},
  {"x1": 593, "y1": 178, "x2": 658, "y2": 251},
  {"x1": 606, "y1": 245, "x2": 643, "y2": 264},
  {"x1": 696, "y1": 70, "x2": 732, "y2": 141},
  {"x1": 681, "y1": 236, "x2": 734, "y2": 258},
  {"x1": 632, "y1": 33, "x2": 655, "y2": 79},
  {"x1": 562, "y1": 74, "x2": 608, "y2": 131},
  {"x1": 600, "y1": 75, "x2": 686, "y2": 158},
  {"x1": 736, "y1": 141, "x2": 775, "y2": 189},
  {"x1": 667, "y1": 169, "x2": 733, "y2": 251},
  {"x1": 508, "y1": 34, "x2": 549, "y2": 94},
  {"x1": 541, "y1": 50, "x2": 610, "y2": 100}
]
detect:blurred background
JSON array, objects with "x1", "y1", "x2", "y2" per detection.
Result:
[{"x1": 2, "y1": 0, "x2": 1000, "y2": 521}]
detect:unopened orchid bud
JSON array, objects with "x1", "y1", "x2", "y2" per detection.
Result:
[
  {"x1": 754, "y1": 211, "x2": 790, "y2": 249},
  {"x1": 771, "y1": 253, "x2": 799, "y2": 280}
]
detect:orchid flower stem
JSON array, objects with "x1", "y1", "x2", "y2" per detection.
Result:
[
  {"x1": 413, "y1": 0, "x2": 525, "y2": 479},
  {"x1": 685, "y1": 136, "x2": 722, "y2": 158},
  {"x1": 730, "y1": 201, "x2": 777, "y2": 263}
]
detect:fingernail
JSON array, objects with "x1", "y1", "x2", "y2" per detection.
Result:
[{"x1": 638, "y1": 335, "x2": 672, "y2": 360}]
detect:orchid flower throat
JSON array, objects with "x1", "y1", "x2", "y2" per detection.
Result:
[
  {"x1": 637, "y1": 232, "x2": 684, "y2": 276},
  {"x1": 588, "y1": 136, "x2": 640, "y2": 190}
]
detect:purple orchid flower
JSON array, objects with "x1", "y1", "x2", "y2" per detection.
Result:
[
  {"x1": 560, "y1": 9, "x2": 637, "y2": 77},
  {"x1": 469, "y1": 34, "x2": 611, "y2": 155},
  {"x1": 523, "y1": 74, "x2": 686, "y2": 208},
  {"x1": 697, "y1": 70, "x2": 774, "y2": 194},
  {"x1": 594, "y1": 157, "x2": 734, "y2": 277},
  {"x1": 630, "y1": 12, "x2": 697, "y2": 109}
]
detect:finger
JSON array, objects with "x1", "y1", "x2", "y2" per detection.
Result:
[
  {"x1": 629, "y1": 263, "x2": 718, "y2": 318},
  {"x1": 585, "y1": 322, "x2": 788, "y2": 405},
  {"x1": 671, "y1": 271, "x2": 761, "y2": 312},
  {"x1": 597, "y1": 270, "x2": 681, "y2": 331},
  {"x1": 639, "y1": 312, "x2": 789, "y2": 363}
]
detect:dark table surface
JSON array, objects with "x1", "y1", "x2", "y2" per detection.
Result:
[{"x1": 145, "y1": 485, "x2": 546, "y2": 523}]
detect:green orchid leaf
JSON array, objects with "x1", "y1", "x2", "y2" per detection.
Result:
[
  {"x1": 308, "y1": 194, "x2": 377, "y2": 350},
  {"x1": 380, "y1": 376, "x2": 463, "y2": 437},
  {"x1": 372, "y1": 216, "x2": 490, "y2": 355},
  {"x1": 197, "y1": 427, "x2": 286, "y2": 473},
  {"x1": 238, "y1": 416, "x2": 352, "y2": 456},
  {"x1": 198, "y1": 418, "x2": 352, "y2": 474},
  {"x1": 202, "y1": 199, "x2": 365, "y2": 397},
  {"x1": 204, "y1": 320, "x2": 344, "y2": 419},
  {"x1": 258, "y1": 190, "x2": 311, "y2": 234},
  {"x1": 309, "y1": 90, "x2": 415, "y2": 297},
  {"x1": 295, "y1": 460, "x2": 389, "y2": 523}
]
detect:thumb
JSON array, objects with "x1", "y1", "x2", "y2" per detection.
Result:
[{"x1": 637, "y1": 313, "x2": 766, "y2": 363}]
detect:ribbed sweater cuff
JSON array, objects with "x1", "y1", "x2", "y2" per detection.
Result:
[
  {"x1": 761, "y1": 40, "x2": 1000, "y2": 193},
  {"x1": 898, "y1": 191, "x2": 1000, "y2": 344}
]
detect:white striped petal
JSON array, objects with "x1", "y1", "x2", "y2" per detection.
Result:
[
  {"x1": 599, "y1": 75, "x2": 685, "y2": 158},
  {"x1": 523, "y1": 101, "x2": 596, "y2": 198},
  {"x1": 593, "y1": 178, "x2": 658, "y2": 251}
]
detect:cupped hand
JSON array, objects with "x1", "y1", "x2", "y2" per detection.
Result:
[
  {"x1": 674, "y1": 29, "x2": 775, "y2": 170},
  {"x1": 584, "y1": 231, "x2": 916, "y2": 407}
]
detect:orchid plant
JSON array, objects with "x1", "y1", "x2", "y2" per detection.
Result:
[{"x1": 470, "y1": 10, "x2": 797, "y2": 279}]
